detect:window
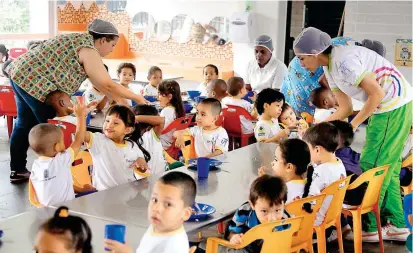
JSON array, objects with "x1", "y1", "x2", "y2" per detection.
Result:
[{"x1": 0, "y1": 0, "x2": 30, "y2": 33}]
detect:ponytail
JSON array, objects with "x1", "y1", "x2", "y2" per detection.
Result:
[
  {"x1": 302, "y1": 165, "x2": 314, "y2": 213},
  {"x1": 128, "y1": 123, "x2": 151, "y2": 163}
]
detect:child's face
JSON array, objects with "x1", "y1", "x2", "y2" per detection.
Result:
[
  {"x1": 271, "y1": 147, "x2": 292, "y2": 181},
  {"x1": 196, "y1": 103, "x2": 218, "y2": 128},
  {"x1": 158, "y1": 92, "x2": 172, "y2": 108},
  {"x1": 264, "y1": 101, "x2": 283, "y2": 119},
  {"x1": 34, "y1": 230, "x2": 73, "y2": 253},
  {"x1": 148, "y1": 181, "x2": 191, "y2": 233},
  {"x1": 119, "y1": 68, "x2": 134, "y2": 86},
  {"x1": 279, "y1": 107, "x2": 297, "y2": 126},
  {"x1": 203, "y1": 66, "x2": 218, "y2": 84},
  {"x1": 149, "y1": 71, "x2": 162, "y2": 87},
  {"x1": 249, "y1": 197, "x2": 285, "y2": 224},
  {"x1": 103, "y1": 114, "x2": 133, "y2": 142},
  {"x1": 319, "y1": 91, "x2": 337, "y2": 109}
]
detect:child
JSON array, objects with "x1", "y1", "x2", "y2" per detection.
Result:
[
  {"x1": 133, "y1": 104, "x2": 168, "y2": 178},
  {"x1": 117, "y1": 62, "x2": 137, "y2": 106},
  {"x1": 222, "y1": 77, "x2": 257, "y2": 134},
  {"x1": 302, "y1": 122, "x2": 347, "y2": 226},
  {"x1": 45, "y1": 90, "x2": 78, "y2": 125},
  {"x1": 34, "y1": 206, "x2": 93, "y2": 253},
  {"x1": 198, "y1": 64, "x2": 219, "y2": 96},
  {"x1": 258, "y1": 139, "x2": 310, "y2": 203},
  {"x1": 29, "y1": 103, "x2": 94, "y2": 206},
  {"x1": 254, "y1": 88, "x2": 289, "y2": 143},
  {"x1": 144, "y1": 66, "x2": 162, "y2": 96},
  {"x1": 84, "y1": 105, "x2": 150, "y2": 191},
  {"x1": 158, "y1": 80, "x2": 185, "y2": 149},
  {"x1": 174, "y1": 98, "x2": 229, "y2": 158},
  {"x1": 206, "y1": 79, "x2": 227, "y2": 103},
  {"x1": 84, "y1": 64, "x2": 109, "y2": 111},
  {"x1": 278, "y1": 103, "x2": 309, "y2": 139},
  {"x1": 104, "y1": 171, "x2": 196, "y2": 253},
  {"x1": 309, "y1": 87, "x2": 337, "y2": 123}
]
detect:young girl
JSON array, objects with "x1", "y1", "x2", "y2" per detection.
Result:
[
  {"x1": 84, "y1": 105, "x2": 150, "y2": 191},
  {"x1": 158, "y1": 80, "x2": 185, "y2": 150},
  {"x1": 34, "y1": 206, "x2": 92, "y2": 253},
  {"x1": 117, "y1": 62, "x2": 137, "y2": 105},
  {"x1": 144, "y1": 66, "x2": 162, "y2": 96},
  {"x1": 258, "y1": 138, "x2": 310, "y2": 203},
  {"x1": 197, "y1": 64, "x2": 219, "y2": 96},
  {"x1": 278, "y1": 103, "x2": 309, "y2": 138}
]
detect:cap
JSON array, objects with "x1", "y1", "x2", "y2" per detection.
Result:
[
  {"x1": 254, "y1": 35, "x2": 273, "y2": 52},
  {"x1": 87, "y1": 19, "x2": 119, "y2": 36},
  {"x1": 293, "y1": 27, "x2": 331, "y2": 56}
]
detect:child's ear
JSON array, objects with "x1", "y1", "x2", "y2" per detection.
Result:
[
  {"x1": 183, "y1": 206, "x2": 192, "y2": 221},
  {"x1": 322, "y1": 99, "x2": 328, "y2": 106},
  {"x1": 167, "y1": 94, "x2": 173, "y2": 101},
  {"x1": 58, "y1": 99, "x2": 65, "y2": 108},
  {"x1": 126, "y1": 126, "x2": 134, "y2": 135},
  {"x1": 286, "y1": 163, "x2": 294, "y2": 173}
]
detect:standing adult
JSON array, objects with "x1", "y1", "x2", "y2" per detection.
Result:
[
  {"x1": 8, "y1": 19, "x2": 146, "y2": 183},
  {"x1": 294, "y1": 27, "x2": 412, "y2": 242},
  {"x1": 244, "y1": 35, "x2": 288, "y2": 92}
]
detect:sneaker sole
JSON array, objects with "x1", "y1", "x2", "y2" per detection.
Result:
[{"x1": 383, "y1": 236, "x2": 408, "y2": 242}]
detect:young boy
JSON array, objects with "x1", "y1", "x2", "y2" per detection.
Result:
[
  {"x1": 46, "y1": 90, "x2": 77, "y2": 126},
  {"x1": 198, "y1": 64, "x2": 219, "y2": 96},
  {"x1": 222, "y1": 77, "x2": 257, "y2": 134},
  {"x1": 84, "y1": 64, "x2": 109, "y2": 111},
  {"x1": 117, "y1": 62, "x2": 137, "y2": 105},
  {"x1": 309, "y1": 87, "x2": 337, "y2": 123},
  {"x1": 206, "y1": 79, "x2": 227, "y2": 103},
  {"x1": 174, "y1": 98, "x2": 229, "y2": 158},
  {"x1": 254, "y1": 88, "x2": 289, "y2": 143},
  {"x1": 29, "y1": 103, "x2": 95, "y2": 206},
  {"x1": 104, "y1": 171, "x2": 196, "y2": 253},
  {"x1": 144, "y1": 66, "x2": 162, "y2": 96}
]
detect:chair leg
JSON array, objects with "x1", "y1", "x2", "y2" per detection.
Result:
[
  {"x1": 315, "y1": 226, "x2": 327, "y2": 253},
  {"x1": 336, "y1": 218, "x2": 344, "y2": 253},
  {"x1": 307, "y1": 239, "x2": 314, "y2": 253},
  {"x1": 217, "y1": 221, "x2": 225, "y2": 234},
  {"x1": 241, "y1": 136, "x2": 248, "y2": 147},
  {"x1": 6, "y1": 116, "x2": 13, "y2": 138},
  {"x1": 374, "y1": 206, "x2": 385, "y2": 253},
  {"x1": 351, "y1": 211, "x2": 363, "y2": 253}
]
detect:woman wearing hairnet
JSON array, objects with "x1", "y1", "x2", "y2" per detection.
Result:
[
  {"x1": 294, "y1": 27, "x2": 412, "y2": 242},
  {"x1": 7, "y1": 19, "x2": 147, "y2": 183},
  {"x1": 244, "y1": 35, "x2": 288, "y2": 92}
]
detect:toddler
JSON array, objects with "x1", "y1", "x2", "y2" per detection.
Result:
[
  {"x1": 198, "y1": 64, "x2": 219, "y2": 96},
  {"x1": 84, "y1": 64, "x2": 109, "y2": 111},
  {"x1": 310, "y1": 87, "x2": 337, "y2": 123},
  {"x1": 144, "y1": 66, "x2": 163, "y2": 96},
  {"x1": 278, "y1": 103, "x2": 308, "y2": 138},
  {"x1": 206, "y1": 79, "x2": 227, "y2": 103},
  {"x1": 117, "y1": 62, "x2": 137, "y2": 106},
  {"x1": 45, "y1": 90, "x2": 77, "y2": 126}
]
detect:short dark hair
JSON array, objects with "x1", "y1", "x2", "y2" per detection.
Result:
[
  {"x1": 133, "y1": 104, "x2": 159, "y2": 130},
  {"x1": 89, "y1": 31, "x2": 118, "y2": 42},
  {"x1": 255, "y1": 88, "x2": 285, "y2": 115},
  {"x1": 330, "y1": 120, "x2": 354, "y2": 147},
  {"x1": 117, "y1": 62, "x2": 137, "y2": 78},
  {"x1": 250, "y1": 175, "x2": 288, "y2": 206},
  {"x1": 200, "y1": 97, "x2": 222, "y2": 116},
  {"x1": 303, "y1": 122, "x2": 339, "y2": 152},
  {"x1": 203, "y1": 64, "x2": 219, "y2": 75},
  {"x1": 147, "y1": 66, "x2": 162, "y2": 79},
  {"x1": 159, "y1": 171, "x2": 196, "y2": 207},
  {"x1": 227, "y1": 77, "x2": 245, "y2": 96},
  {"x1": 309, "y1": 87, "x2": 329, "y2": 108},
  {"x1": 29, "y1": 123, "x2": 62, "y2": 156}
]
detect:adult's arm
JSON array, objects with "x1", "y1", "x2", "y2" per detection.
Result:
[
  {"x1": 78, "y1": 48, "x2": 146, "y2": 104},
  {"x1": 326, "y1": 90, "x2": 353, "y2": 121}
]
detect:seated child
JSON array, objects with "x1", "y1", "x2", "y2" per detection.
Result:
[
  {"x1": 104, "y1": 171, "x2": 196, "y2": 253},
  {"x1": 29, "y1": 103, "x2": 95, "y2": 206},
  {"x1": 144, "y1": 66, "x2": 162, "y2": 96},
  {"x1": 254, "y1": 88, "x2": 290, "y2": 143},
  {"x1": 84, "y1": 105, "x2": 149, "y2": 191},
  {"x1": 206, "y1": 79, "x2": 227, "y2": 103},
  {"x1": 45, "y1": 90, "x2": 77, "y2": 126},
  {"x1": 84, "y1": 64, "x2": 110, "y2": 111},
  {"x1": 133, "y1": 104, "x2": 168, "y2": 178},
  {"x1": 310, "y1": 87, "x2": 337, "y2": 123},
  {"x1": 222, "y1": 77, "x2": 257, "y2": 134},
  {"x1": 35, "y1": 206, "x2": 93, "y2": 253},
  {"x1": 197, "y1": 64, "x2": 219, "y2": 96},
  {"x1": 174, "y1": 98, "x2": 229, "y2": 158},
  {"x1": 278, "y1": 103, "x2": 309, "y2": 139},
  {"x1": 117, "y1": 62, "x2": 137, "y2": 106},
  {"x1": 258, "y1": 138, "x2": 310, "y2": 203}
]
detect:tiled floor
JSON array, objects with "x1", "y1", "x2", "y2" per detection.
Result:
[{"x1": 0, "y1": 117, "x2": 409, "y2": 252}]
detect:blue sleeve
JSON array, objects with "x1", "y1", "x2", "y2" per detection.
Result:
[{"x1": 227, "y1": 210, "x2": 248, "y2": 234}]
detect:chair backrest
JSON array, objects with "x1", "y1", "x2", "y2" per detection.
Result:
[
  {"x1": 0, "y1": 85, "x2": 17, "y2": 116},
  {"x1": 286, "y1": 194, "x2": 326, "y2": 250},
  {"x1": 9, "y1": 48, "x2": 27, "y2": 59},
  {"x1": 222, "y1": 105, "x2": 254, "y2": 135},
  {"x1": 404, "y1": 193, "x2": 412, "y2": 230},
  {"x1": 71, "y1": 151, "x2": 93, "y2": 188},
  {"x1": 320, "y1": 176, "x2": 352, "y2": 226},
  {"x1": 48, "y1": 119, "x2": 77, "y2": 149},
  {"x1": 182, "y1": 135, "x2": 197, "y2": 163},
  {"x1": 240, "y1": 216, "x2": 302, "y2": 253},
  {"x1": 28, "y1": 179, "x2": 43, "y2": 207},
  {"x1": 161, "y1": 115, "x2": 194, "y2": 135},
  {"x1": 402, "y1": 154, "x2": 412, "y2": 168}
]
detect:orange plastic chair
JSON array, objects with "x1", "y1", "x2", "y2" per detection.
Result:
[
  {"x1": 71, "y1": 151, "x2": 93, "y2": 189},
  {"x1": 222, "y1": 105, "x2": 256, "y2": 150},
  {"x1": 313, "y1": 176, "x2": 352, "y2": 253},
  {"x1": 286, "y1": 194, "x2": 326, "y2": 253},
  {"x1": 28, "y1": 179, "x2": 43, "y2": 207},
  {"x1": 162, "y1": 115, "x2": 194, "y2": 159},
  {"x1": 401, "y1": 155, "x2": 412, "y2": 195},
  {"x1": 342, "y1": 165, "x2": 389, "y2": 253},
  {"x1": 206, "y1": 216, "x2": 303, "y2": 253},
  {"x1": 0, "y1": 85, "x2": 17, "y2": 138},
  {"x1": 9, "y1": 48, "x2": 27, "y2": 59},
  {"x1": 48, "y1": 119, "x2": 76, "y2": 149}
]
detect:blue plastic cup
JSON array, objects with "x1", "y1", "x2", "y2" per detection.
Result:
[
  {"x1": 86, "y1": 112, "x2": 92, "y2": 126},
  {"x1": 104, "y1": 224, "x2": 126, "y2": 251},
  {"x1": 197, "y1": 157, "x2": 211, "y2": 178}
]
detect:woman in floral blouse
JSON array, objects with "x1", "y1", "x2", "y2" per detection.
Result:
[{"x1": 7, "y1": 19, "x2": 146, "y2": 183}]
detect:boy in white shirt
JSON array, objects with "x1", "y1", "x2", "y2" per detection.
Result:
[
  {"x1": 174, "y1": 98, "x2": 229, "y2": 158},
  {"x1": 104, "y1": 171, "x2": 195, "y2": 253},
  {"x1": 117, "y1": 62, "x2": 137, "y2": 106},
  {"x1": 144, "y1": 66, "x2": 162, "y2": 96},
  {"x1": 29, "y1": 103, "x2": 95, "y2": 206},
  {"x1": 254, "y1": 88, "x2": 289, "y2": 143},
  {"x1": 310, "y1": 87, "x2": 337, "y2": 123},
  {"x1": 222, "y1": 77, "x2": 257, "y2": 134},
  {"x1": 45, "y1": 90, "x2": 78, "y2": 126}
]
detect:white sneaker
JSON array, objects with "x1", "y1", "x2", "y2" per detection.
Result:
[
  {"x1": 382, "y1": 222, "x2": 410, "y2": 242},
  {"x1": 327, "y1": 229, "x2": 338, "y2": 242},
  {"x1": 343, "y1": 225, "x2": 354, "y2": 241},
  {"x1": 362, "y1": 231, "x2": 380, "y2": 243}
]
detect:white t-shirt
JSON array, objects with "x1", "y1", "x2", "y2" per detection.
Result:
[
  {"x1": 160, "y1": 107, "x2": 177, "y2": 149},
  {"x1": 136, "y1": 226, "x2": 189, "y2": 253},
  {"x1": 324, "y1": 45, "x2": 413, "y2": 114},
  {"x1": 197, "y1": 82, "x2": 208, "y2": 96},
  {"x1": 286, "y1": 179, "x2": 306, "y2": 204},
  {"x1": 244, "y1": 54, "x2": 288, "y2": 92},
  {"x1": 84, "y1": 87, "x2": 108, "y2": 108},
  {"x1": 314, "y1": 108, "x2": 337, "y2": 123},
  {"x1": 138, "y1": 129, "x2": 168, "y2": 180},
  {"x1": 254, "y1": 118, "x2": 282, "y2": 141},
  {"x1": 86, "y1": 132, "x2": 144, "y2": 191},
  {"x1": 53, "y1": 115, "x2": 77, "y2": 126},
  {"x1": 144, "y1": 84, "x2": 158, "y2": 96},
  {"x1": 30, "y1": 148, "x2": 76, "y2": 206},
  {"x1": 309, "y1": 159, "x2": 347, "y2": 226},
  {"x1": 222, "y1": 97, "x2": 254, "y2": 134},
  {"x1": 188, "y1": 126, "x2": 229, "y2": 157}
]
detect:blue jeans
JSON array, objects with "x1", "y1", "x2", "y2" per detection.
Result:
[{"x1": 9, "y1": 80, "x2": 55, "y2": 173}]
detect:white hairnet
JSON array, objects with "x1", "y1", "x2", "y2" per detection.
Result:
[
  {"x1": 293, "y1": 27, "x2": 331, "y2": 56},
  {"x1": 87, "y1": 19, "x2": 119, "y2": 36},
  {"x1": 254, "y1": 35, "x2": 273, "y2": 52}
]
